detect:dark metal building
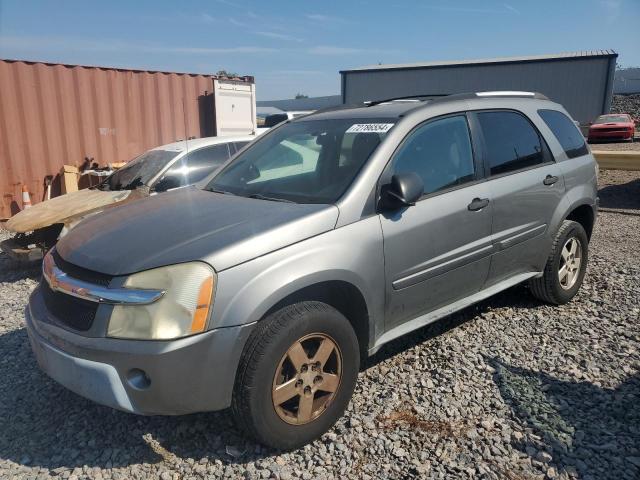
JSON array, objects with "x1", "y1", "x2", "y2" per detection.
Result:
[{"x1": 341, "y1": 51, "x2": 617, "y2": 125}]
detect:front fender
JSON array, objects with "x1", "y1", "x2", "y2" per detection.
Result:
[{"x1": 209, "y1": 216, "x2": 385, "y2": 341}]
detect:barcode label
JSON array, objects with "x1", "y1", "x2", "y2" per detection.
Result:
[{"x1": 345, "y1": 123, "x2": 395, "y2": 133}]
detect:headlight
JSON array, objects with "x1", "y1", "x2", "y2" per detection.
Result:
[{"x1": 107, "y1": 262, "x2": 215, "y2": 340}]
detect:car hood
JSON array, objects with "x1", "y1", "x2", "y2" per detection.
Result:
[
  {"x1": 56, "y1": 187, "x2": 339, "y2": 275},
  {"x1": 4, "y1": 188, "x2": 145, "y2": 233}
]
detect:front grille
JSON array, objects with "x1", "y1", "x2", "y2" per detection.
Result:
[
  {"x1": 597, "y1": 128, "x2": 628, "y2": 134},
  {"x1": 41, "y1": 280, "x2": 98, "y2": 331},
  {"x1": 40, "y1": 251, "x2": 112, "y2": 331},
  {"x1": 52, "y1": 250, "x2": 112, "y2": 287}
]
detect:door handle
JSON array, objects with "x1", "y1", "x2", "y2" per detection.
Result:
[
  {"x1": 468, "y1": 197, "x2": 490, "y2": 211},
  {"x1": 543, "y1": 175, "x2": 559, "y2": 186}
]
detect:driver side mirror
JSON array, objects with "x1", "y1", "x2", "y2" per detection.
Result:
[{"x1": 380, "y1": 172, "x2": 424, "y2": 210}]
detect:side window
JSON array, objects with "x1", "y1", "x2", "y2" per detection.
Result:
[
  {"x1": 538, "y1": 109, "x2": 588, "y2": 159},
  {"x1": 392, "y1": 115, "x2": 475, "y2": 195},
  {"x1": 180, "y1": 144, "x2": 231, "y2": 184},
  {"x1": 477, "y1": 111, "x2": 545, "y2": 176},
  {"x1": 155, "y1": 144, "x2": 231, "y2": 191}
]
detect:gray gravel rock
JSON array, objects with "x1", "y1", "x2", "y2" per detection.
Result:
[
  {"x1": 611, "y1": 93, "x2": 640, "y2": 120},
  {"x1": 1, "y1": 170, "x2": 639, "y2": 479}
]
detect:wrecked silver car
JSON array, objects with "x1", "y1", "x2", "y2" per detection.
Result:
[{"x1": 2, "y1": 136, "x2": 255, "y2": 260}]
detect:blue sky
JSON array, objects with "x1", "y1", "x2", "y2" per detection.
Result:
[{"x1": 0, "y1": 0, "x2": 638, "y2": 100}]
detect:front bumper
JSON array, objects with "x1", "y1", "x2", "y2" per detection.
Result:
[
  {"x1": 588, "y1": 130, "x2": 634, "y2": 141},
  {"x1": 26, "y1": 286, "x2": 255, "y2": 415}
]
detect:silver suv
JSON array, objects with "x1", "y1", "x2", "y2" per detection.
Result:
[{"x1": 26, "y1": 92, "x2": 597, "y2": 449}]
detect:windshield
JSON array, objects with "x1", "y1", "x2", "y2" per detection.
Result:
[
  {"x1": 594, "y1": 115, "x2": 630, "y2": 124},
  {"x1": 97, "y1": 149, "x2": 179, "y2": 191},
  {"x1": 206, "y1": 118, "x2": 395, "y2": 203}
]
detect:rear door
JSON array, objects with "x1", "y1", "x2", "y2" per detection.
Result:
[
  {"x1": 471, "y1": 110, "x2": 565, "y2": 287},
  {"x1": 379, "y1": 114, "x2": 493, "y2": 330}
]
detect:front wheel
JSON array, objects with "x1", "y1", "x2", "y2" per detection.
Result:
[
  {"x1": 529, "y1": 220, "x2": 589, "y2": 304},
  {"x1": 231, "y1": 301, "x2": 360, "y2": 450}
]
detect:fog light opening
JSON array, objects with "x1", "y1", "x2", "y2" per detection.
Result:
[{"x1": 127, "y1": 369, "x2": 151, "y2": 390}]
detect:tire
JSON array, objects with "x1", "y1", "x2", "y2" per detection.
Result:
[
  {"x1": 231, "y1": 301, "x2": 360, "y2": 450},
  {"x1": 529, "y1": 220, "x2": 589, "y2": 305}
]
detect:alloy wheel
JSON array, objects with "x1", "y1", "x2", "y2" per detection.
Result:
[
  {"x1": 272, "y1": 333, "x2": 342, "y2": 425},
  {"x1": 558, "y1": 237, "x2": 582, "y2": 290}
]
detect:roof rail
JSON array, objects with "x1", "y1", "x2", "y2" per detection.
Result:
[
  {"x1": 475, "y1": 91, "x2": 549, "y2": 99},
  {"x1": 363, "y1": 91, "x2": 549, "y2": 108},
  {"x1": 363, "y1": 94, "x2": 447, "y2": 107}
]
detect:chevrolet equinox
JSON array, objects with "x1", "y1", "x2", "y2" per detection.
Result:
[{"x1": 26, "y1": 92, "x2": 598, "y2": 449}]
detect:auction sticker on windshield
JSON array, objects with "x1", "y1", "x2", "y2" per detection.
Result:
[{"x1": 346, "y1": 123, "x2": 395, "y2": 133}]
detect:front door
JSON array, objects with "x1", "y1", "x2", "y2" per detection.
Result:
[{"x1": 379, "y1": 115, "x2": 493, "y2": 331}]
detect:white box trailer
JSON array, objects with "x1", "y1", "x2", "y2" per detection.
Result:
[
  {"x1": 214, "y1": 79, "x2": 257, "y2": 136},
  {"x1": 200, "y1": 79, "x2": 257, "y2": 137}
]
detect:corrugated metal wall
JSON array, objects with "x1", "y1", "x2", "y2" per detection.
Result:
[
  {"x1": 342, "y1": 55, "x2": 617, "y2": 126},
  {"x1": 0, "y1": 59, "x2": 252, "y2": 219}
]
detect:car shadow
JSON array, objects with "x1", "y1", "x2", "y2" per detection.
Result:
[
  {"x1": 598, "y1": 178, "x2": 640, "y2": 211},
  {"x1": 365, "y1": 283, "x2": 539, "y2": 369},
  {"x1": 0, "y1": 327, "x2": 274, "y2": 471},
  {"x1": 487, "y1": 356, "x2": 640, "y2": 479},
  {"x1": 0, "y1": 248, "x2": 41, "y2": 283}
]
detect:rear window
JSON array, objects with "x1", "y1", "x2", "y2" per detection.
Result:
[
  {"x1": 538, "y1": 109, "x2": 588, "y2": 159},
  {"x1": 264, "y1": 114, "x2": 288, "y2": 128}
]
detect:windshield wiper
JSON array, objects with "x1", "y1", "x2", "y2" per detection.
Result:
[
  {"x1": 247, "y1": 193, "x2": 295, "y2": 203},
  {"x1": 206, "y1": 187, "x2": 236, "y2": 195}
]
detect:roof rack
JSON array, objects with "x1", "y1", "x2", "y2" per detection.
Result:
[
  {"x1": 474, "y1": 91, "x2": 549, "y2": 99},
  {"x1": 363, "y1": 91, "x2": 548, "y2": 108},
  {"x1": 363, "y1": 94, "x2": 447, "y2": 107}
]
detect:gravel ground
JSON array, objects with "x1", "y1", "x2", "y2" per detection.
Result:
[
  {"x1": 611, "y1": 94, "x2": 640, "y2": 120},
  {"x1": 1, "y1": 170, "x2": 639, "y2": 480}
]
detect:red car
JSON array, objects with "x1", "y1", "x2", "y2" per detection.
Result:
[{"x1": 588, "y1": 114, "x2": 636, "y2": 143}]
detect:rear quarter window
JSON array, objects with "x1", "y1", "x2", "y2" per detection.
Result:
[{"x1": 538, "y1": 109, "x2": 588, "y2": 159}]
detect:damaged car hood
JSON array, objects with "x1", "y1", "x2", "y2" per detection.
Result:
[
  {"x1": 5, "y1": 188, "x2": 146, "y2": 233},
  {"x1": 56, "y1": 187, "x2": 339, "y2": 275}
]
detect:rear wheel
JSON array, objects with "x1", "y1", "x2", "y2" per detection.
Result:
[
  {"x1": 529, "y1": 220, "x2": 589, "y2": 304},
  {"x1": 232, "y1": 301, "x2": 359, "y2": 450}
]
